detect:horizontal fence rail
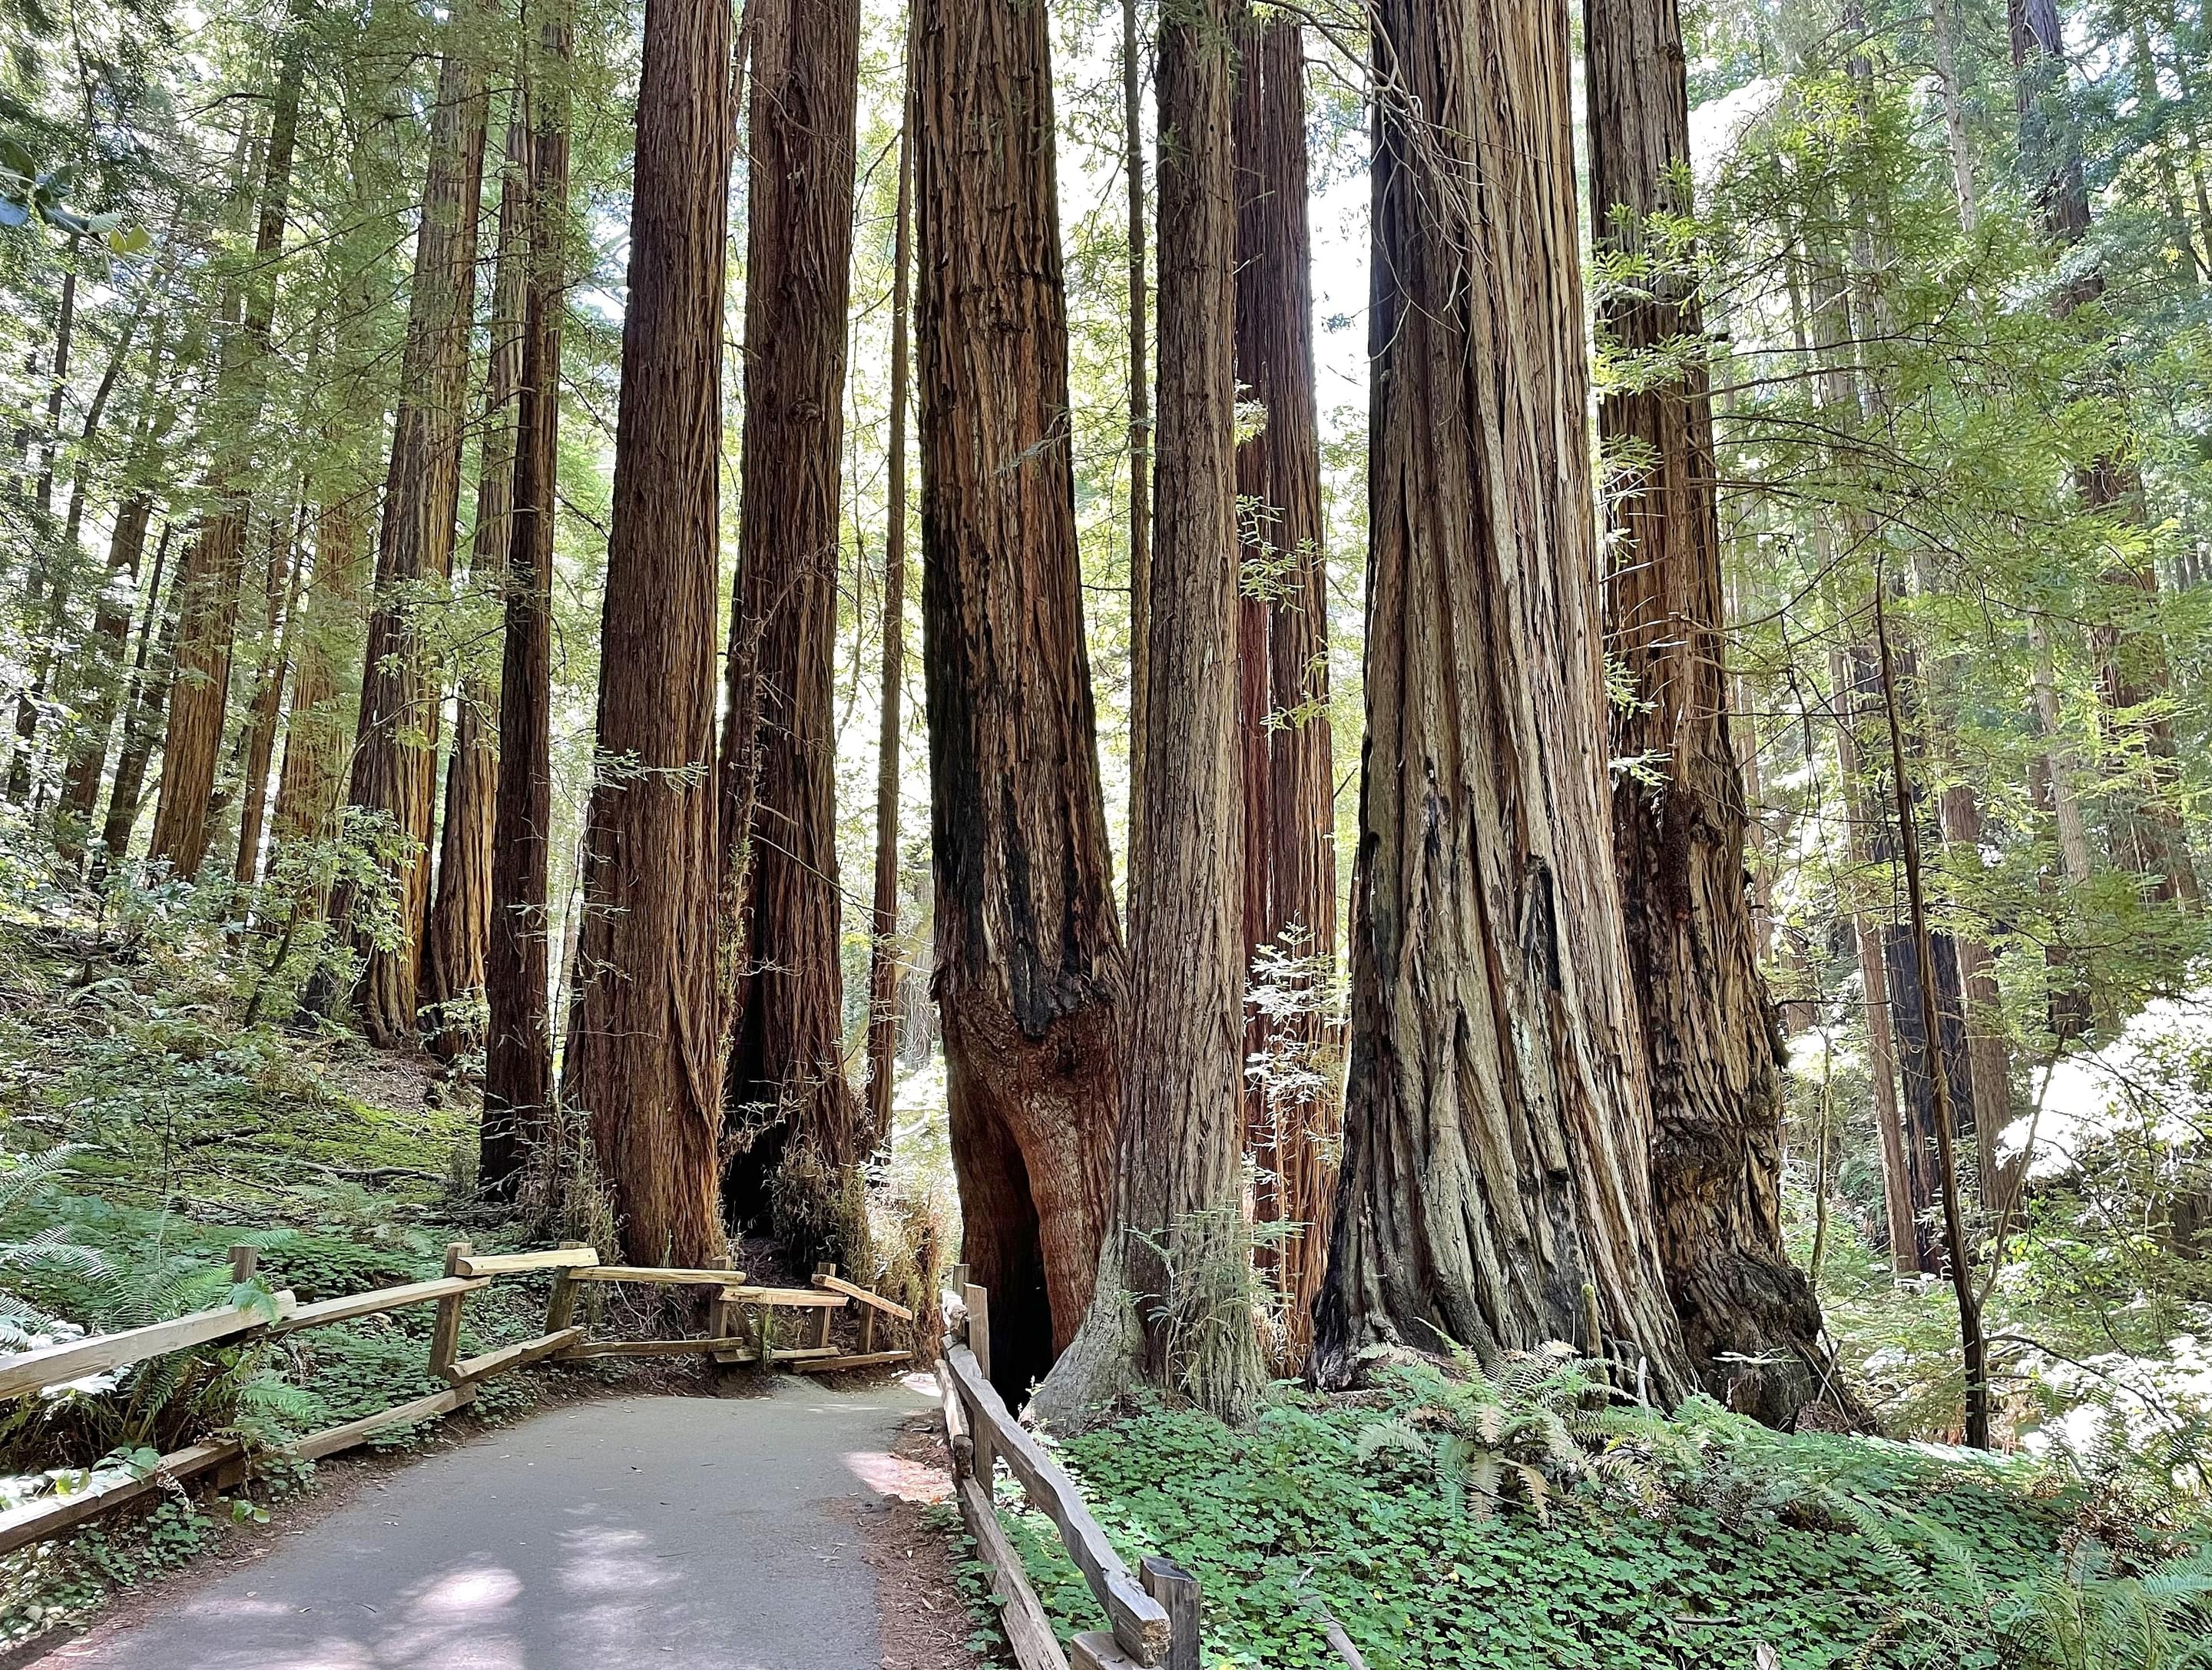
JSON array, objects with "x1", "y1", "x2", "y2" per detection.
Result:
[
  {"x1": 935, "y1": 1270, "x2": 1196, "y2": 1670},
  {"x1": 0, "y1": 1241, "x2": 915, "y2": 1557}
]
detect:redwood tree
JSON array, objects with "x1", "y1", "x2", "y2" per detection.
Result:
[
  {"x1": 916, "y1": 0, "x2": 1129, "y2": 1402},
  {"x1": 327, "y1": 35, "x2": 491, "y2": 1046},
  {"x1": 561, "y1": 0, "x2": 730, "y2": 1267},
  {"x1": 425, "y1": 112, "x2": 531, "y2": 1066},
  {"x1": 482, "y1": 36, "x2": 568, "y2": 1198},
  {"x1": 1231, "y1": 11, "x2": 1337, "y2": 1360},
  {"x1": 1585, "y1": 0, "x2": 1831, "y2": 1425},
  {"x1": 1308, "y1": 0, "x2": 1690, "y2": 1393},
  {"x1": 148, "y1": 26, "x2": 307, "y2": 879},
  {"x1": 1035, "y1": 0, "x2": 1253, "y2": 1424},
  {"x1": 720, "y1": 0, "x2": 866, "y2": 1266}
]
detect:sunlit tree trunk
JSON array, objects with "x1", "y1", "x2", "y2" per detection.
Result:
[
  {"x1": 563, "y1": 0, "x2": 732, "y2": 1267},
  {"x1": 915, "y1": 0, "x2": 1129, "y2": 1402},
  {"x1": 325, "y1": 34, "x2": 491, "y2": 1046},
  {"x1": 149, "y1": 22, "x2": 307, "y2": 879},
  {"x1": 1586, "y1": 0, "x2": 1833, "y2": 1426},
  {"x1": 720, "y1": 0, "x2": 867, "y2": 1267},
  {"x1": 1306, "y1": 0, "x2": 1690, "y2": 1397},
  {"x1": 1231, "y1": 10, "x2": 1337, "y2": 1365}
]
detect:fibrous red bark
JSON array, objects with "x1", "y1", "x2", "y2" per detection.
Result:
[
  {"x1": 720, "y1": 0, "x2": 868, "y2": 1267},
  {"x1": 562, "y1": 0, "x2": 732, "y2": 1268},
  {"x1": 1309, "y1": 0, "x2": 1690, "y2": 1394},
  {"x1": 915, "y1": 0, "x2": 1128, "y2": 1402}
]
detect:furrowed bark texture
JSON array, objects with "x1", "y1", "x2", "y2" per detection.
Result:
[
  {"x1": 1309, "y1": 0, "x2": 1691, "y2": 1395},
  {"x1": 1035, "y1": 0, "x2": 1253, "y2": 1426},
  {"x1": 916, "y1": 0, "x2": 1128, "y2": 1403},
  {"x1": 864, "y1": 54, "x2": 914, "y2": 1157},
  {"x1": 333, "y1": 39, "x2": 491, "y2": 1046},
  {"x1": 426, "y1": 117, "x2": 530, "y2": 1068},
  {"x1": 483, "y1": 58, "x2": 566, "y2": 1195},
  {"x1": 1586, "y1": 0, "x2": 1830, "y2": 1426},
  {"x1": 1122, "y1": 0, "x2": 1151, "y2": 900},
  {"x1": 722, "y1": 0, "x2": 867, "y2": 1267},
  {"x1": 562, "y1": 0, "x2": 730, "y2": 1268},
  {"x1": 1230, "y1": 12, "x2": 1338, "y2": 1364},
  {"x1": 148, "y1": 28, "x2": 306, "y2": 879}
]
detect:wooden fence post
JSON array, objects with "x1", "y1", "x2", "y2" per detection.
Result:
[
  {"x1": 229, "y1": 1244, "x2": 258, "y2": 1284},
  {"x1": 1141, "y1": 1556, "x2": 1200, "y2": 1670},
  {"x1": 429, "y1": 1241, "x2": 469, "y2": 1380},
  {"x1": 813, "y1": 1264, "x2": 836, "y2": 1350},
  {"x1": 965, "y1": 1282, "x2": 993, "y2": 1486},
  {"x1": 545, "y1": 1242, "x2": 586, "y2": 1334}
]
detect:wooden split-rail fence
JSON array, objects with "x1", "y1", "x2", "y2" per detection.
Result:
[
  {"x1": 933, "y1": 1268, "x2": 1200, "y2": 1670},
  {"x1": 0, "y1": 1241, "x2": 915, "y2": 1559}
]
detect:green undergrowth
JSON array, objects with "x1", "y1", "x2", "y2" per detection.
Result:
[{"x1": 999, "y1": 1365, "x2": 2212, "y2": 1670}]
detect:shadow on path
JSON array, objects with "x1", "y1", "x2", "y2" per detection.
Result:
[{"x1": 31, "y1": 1378, "x2": 935, "y2": 1670}]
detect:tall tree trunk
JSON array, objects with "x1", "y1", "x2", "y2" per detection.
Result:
[
  {"x1": 1874, "y1": 581, "x2": 1991, "y2": 1448},
  {"x1": 1305, "y1": 0, "x2": 1690, "y2": 1397},
  {"x1": 230, "y1": 503, "x2": 306, "y2": 888},
  {"x1": 864, "y1": 55, "x2": 914, "y2": 1154},
  {"x1": 1931, "y1": 0, "x2": 1980, "y2": 232},
  {"x1": 915, "y1": 0, "x2": 1130, "y2": 1404},
  {"x1": 562, "y1": 0, "x2": 731, "y2": 1268},
  {"x1": 423, "y1": 682, "x2": 497, "y2": 1059},
  {"x1": 94, "y1": 523, "x2": 177, "y2": 871},
  {"x1": 56, "y1": 492, "x2": 157, "y2": 863},
  {"x1": 1122, "y1": 0, "x2": 1151, "y2": 901},
  {"x1": 1586, "y1": 0, "x2": 1831, "y2": 1426},
  {"x1": 1230, "y1": 11, "x2": 1338, "y2": 1365},
  {"x1": 271, "y1": 498, "x2": 367, "y2": 861},
  {"x1": 324, "y1": 33, "x2": 492, "y2": 1046},
  {"x1": 484, "y1": 48, "x2": 568, "y2": 1198},
  {"x1": 720, "y1": 0, "x2": 866, "y2": 1268},
  {"x1": 148, "y1": 25, "x2": 308, "y2": 878},
  {"x1": 1035, "y1": 0, "x2": 1255, "y2": 1426},
  {"x1": 426, "y1": 108, "x2": 531, "y2": 1068}
]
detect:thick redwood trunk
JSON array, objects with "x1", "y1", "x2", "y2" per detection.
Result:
[
  {"x1": 484, "y1": 65, "x2": 567, "y2": 1197},
  {"x1": 329, "y1": 38, "x2": 491, "y2": 1046},
  {"x1": 1230, "y1": 12, "x2": 1338, "y2": 1364},
  {"x1": 915, "y1": 0, "x2": 1128, "y2": 1402},
  {"x1": 1586, "y1": 0, "x2": 1830, "y2": 1426},
  {"x1": 148, "y1": 31, "x2": 306, "y2": 879},
  {"x1": 562, "y1": 0, "x2": 730, "y2": 1268},
  {"x1": 1308, "y1": 0, "x2": 1689, "y2": 1395},
  {"x1": 720, "y1": 0, "x2": 866, "y2": 1267},
  {"x1": 1123, "y1": 0, "x2": 1151, "y2": 898},
  {"x1": 423, "y1": 681, "x2": 497, "y2": 1059},
  {"x1": 1035, "y1": 0, "x2": 1253, "y2": 1425}
]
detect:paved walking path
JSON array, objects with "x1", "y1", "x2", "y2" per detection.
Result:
[{"x1": 29, "y1": 1379, "x2": 935, "y2": 1670}]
